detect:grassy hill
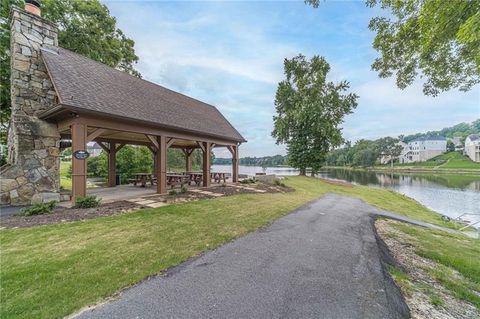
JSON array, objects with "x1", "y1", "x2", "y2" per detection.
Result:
[{"x1": 382, "y1": 152, "x2": 480, "y2": 170}]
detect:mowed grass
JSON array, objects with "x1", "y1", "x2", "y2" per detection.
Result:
[
  {"x1": 389, "y1": 151, "x2": 480, "y2": 170},
  {"x1": 439, "y1": 152, "x2": 480, "y2": 169},
  {"x1": 59, "y1": 161, "x2": 72, "y2": 190},
  {"x1": 0, "y1": 177, "x2": 458, "y2": 318},
  {"x1": 383, "y1": 221, "x2": 480, "y2": 308}
]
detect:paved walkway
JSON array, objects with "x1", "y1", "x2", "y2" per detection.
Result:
[{"x1": 76, "y1": 194, "x2": 422, "y2": 319}]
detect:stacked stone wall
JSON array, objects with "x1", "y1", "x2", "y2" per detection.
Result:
[{"x1": 0, "y1": 7, "x2": 61, "y2": 205}]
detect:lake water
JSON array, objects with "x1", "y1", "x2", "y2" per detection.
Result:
[{"x1": 212, "y1": 165, "x2": 480, "y2": 226}]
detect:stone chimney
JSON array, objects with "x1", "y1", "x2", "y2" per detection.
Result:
[{"x1": 0, "y1": 3, "x2": 61, "y2": 205}]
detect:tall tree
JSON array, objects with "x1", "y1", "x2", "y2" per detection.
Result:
[
  {"x1": 0, "y1": 0, "x2": 141, "y2": 144},
  {"x1": 272, "y1": 54, "x2": 358, "y2": 176},
  {"x1": 377, "y1": 137, "x2": 404, "y2": 169},
  {"x1": 305, "y1": 0, "x2": 480, "y2": 96}
]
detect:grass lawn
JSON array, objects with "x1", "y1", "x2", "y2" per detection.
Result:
[
  {"x1": 0, "y1": 176, "x2": 460, "y2": 318},
  {"x1": 60, "y1": 161, "x2": 72, "y2": 190},
  {"x1": 438, "y1": 152, "x2": 480, "y2": 169},
  {"x1": 381, "y1": 220, "x2": 480, "y2": 309},
  {"x1": 385, "y1": 151, "x2": 480, "y2": 170}
]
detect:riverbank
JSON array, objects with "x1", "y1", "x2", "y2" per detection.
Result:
[
  {"x1": 324, "y1": 165, "x2": 480, "y2": 175},
  {"x1": 0, "y1": 177, "x2": 462, "y2": 318}
]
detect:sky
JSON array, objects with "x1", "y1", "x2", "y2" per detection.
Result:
[{"x1": 104, "y1": 0, "x2": 480, "y2": 158}]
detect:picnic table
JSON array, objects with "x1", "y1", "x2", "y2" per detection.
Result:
[
  {"x1": 128, "y1": 172, "x2": 230, "y2": 188},
  {"x1": 130, "y1": 173, "x2": 155, "y2": 187},
  {"x1": 211, "y1": 172, "x2": 228, "y2": 183}
]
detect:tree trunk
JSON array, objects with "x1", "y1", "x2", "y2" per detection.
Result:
[
  {"x1": 310, "y1": 170, "x2": 315, "y2": 177},
  {"x1": 299, "y1": 168, "x2": 306, "y2": 176}
]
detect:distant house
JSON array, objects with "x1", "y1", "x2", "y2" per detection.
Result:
[
  {"x1": 87, "y1": 142, "x2": 103, "y2": 157},
  {"x1": 464, "y1": 134, "x2": 480, "y2": 162},
  {"x1": 449, "y1": 137, "x2": 463, "y2": 152},
  {"x1": 399, "y1": 136, "x2": 447, "y2": 164}
]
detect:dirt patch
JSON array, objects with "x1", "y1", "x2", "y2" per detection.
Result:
[
  {"x1": 375, "y1": 219, "x2": 479, "y2": 319},
  {"x1": 1, "y1": 183, "x2": 292, "y2": 229},
  {"x1": 0, "y1": 201, "x2": 144, "y2": 229}
]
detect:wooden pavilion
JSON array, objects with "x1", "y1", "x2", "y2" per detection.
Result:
[{"x1": 38, "y1": 48, "x2": 246, "y2": 201}]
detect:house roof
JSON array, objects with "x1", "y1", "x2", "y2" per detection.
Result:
[
  {"x1": 467, "y1": 134, "x2": 479, "y2": 141},
  {"x1": 410, "y1": 135, "x2": 446, "y2": 143},
  {"x1": 40, "y1": 47, "x2": 246, "y2": 143}
]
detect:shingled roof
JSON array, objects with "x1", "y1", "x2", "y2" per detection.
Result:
[{"x1": 40, "y1": 47, "x2": 246, "y2": 143}]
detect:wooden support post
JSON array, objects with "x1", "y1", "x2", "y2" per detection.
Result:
[
  {"x1": 156, "y1": 136, "x2": 167, "y2": 194},
  {"x1": 71, "y1": 123, "x2": 87, "y2": 201},
  {"x1": 183, "y1": 148, "x2": 193, "y2": 172},
  {"x1": 202, "y1": 142, "x2": 211, "y2": 187},
  {"x1": 153, "y1": 151, "x2": 158, "y2": 176},
  {"x1": 228, "y1": 144, "x2": 239, "y2": 183},
  {"x1": 108, "y1": 142, "x2": 116, "y2": 187},
  {"x1": 232, "y1": 144, "x2": 239, "y2": 183}
]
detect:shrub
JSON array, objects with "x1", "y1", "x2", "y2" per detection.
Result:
[
  {"x1": 274, "y1": 179, "x2": 286, "y2": 187},
  {"x1": 21, "y1": 201, "x2": 57, "y2": 216},
  {"x1": 168, "y1": 189, "x2": 178, "y2": 196},
  {"x1": 180, "y1": 186, "x2": 188, "y2": 193},
  {"x1": 74, "y1": 195, "x2": 101, "y2": 209},
  {"x1": 240, "y1": 178, "x2": 256, "y2": 184}
]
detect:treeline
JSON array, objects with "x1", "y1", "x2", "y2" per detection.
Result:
[
  {"x1": 326, "y1": 139, "x2": 393, "y2": 167},
  {"x1": 213, "y1": 155, "x2": 288, "y2": 167},
  {"x1": 403, "y1": 119, "x2": 480, "y2": 142}
]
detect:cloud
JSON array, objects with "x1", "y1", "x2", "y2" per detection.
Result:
[{"x1": 105, "y1": 0, "x2": 480, "y2": 157}]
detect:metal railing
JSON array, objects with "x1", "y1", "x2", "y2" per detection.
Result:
[{"x1": 452, "y1": 213, "x2": 480, "y2": 231}]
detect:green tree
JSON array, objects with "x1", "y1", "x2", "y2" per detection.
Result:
[
  {"x1": 377, "y1": 137, "x2": 404, "y2": 169},
  {"x1": 305, "y1": 0, "x2": 480, "y2": 96},
  {"x1": 0, "y1": 0, "x2": 141, "y2": 144},
  {"x1": 272, "y1": 54, "x2": 358, "y2": 175},
  {"x1": 367, "y1": 0, "x2": 479, "y2": 96}
]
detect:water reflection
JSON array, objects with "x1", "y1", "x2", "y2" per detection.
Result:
[
  {"x1": 317, "y1": 168, "x2": 480, "y2": 225},
  {"x1": 211, "y1": 165, "x2": 480, "y2": 225}
]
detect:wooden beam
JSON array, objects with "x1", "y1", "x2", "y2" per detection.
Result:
[
  {"x1": 232, "y1": 144, "x2": 239, "y2": 183},
  {"x1": 58, "y1": 114, "x2": 241, "y2": 146},
  {"x1": 156, "y1": 136, "x2": 167, "y2": 194},
  {"x1": 86, "y1": 128, "x2": 107, "y2": 143},
  {"x1": 166, "y1": 137, "x2": 176, "y2": 149},
  {"x1": 108, "y1": 142, "x2": 117, "y2": 187},
  {"x1": 197, "y1": 141, "x2": 206, "y2": 153},
  {"x1": 98, "y1": 142, "x2": 110, "y2": 153},
  {"x1": 116, "y1": 143, "x2": 126, "y2": 152},
  {"x1": 146, "y1": 134, "x2": 159, "y2": 150},
  {"x1": 202, "y1": 142, "x2": 211, "y2": 187},
  {"x1": 227, "y1": 145, "x2": 235, "y2": 156},
  {"x1": 71, "y1": 123, "x2": 87, "y2": 201},
  {"x1": 147, "y1": 145, "x2": 156, "y2": 154}
]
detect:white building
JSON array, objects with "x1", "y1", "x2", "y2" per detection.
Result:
[
  {"x1": 400, "y1": 136, "x2": 447, "y2": 164},
  {"x1": 464, "y1": 134, "x2": 480, "y2": 162},
  {"x1": 87, "y1": 142, "x2": 103, "y2": 157}
]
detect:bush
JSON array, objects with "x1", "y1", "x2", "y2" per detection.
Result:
[
  {"x1": 240, "y1": 178, "x2": 256, "y2": 184},
  {"x1": 21, "y1": 201, "x2": 57, "y2": 216},
  {"x1": 168, "y1": 189, "x2": 178, "y2": 196},
  {"x1": 274, "y1": 179, "x2": 286, "y2": 187},
  {"x1": 74, "y1": 195, "x2": 101, "y2": 209},
  {"x1": 180, "y1": 186, "x2": 187, "y2": 194}
]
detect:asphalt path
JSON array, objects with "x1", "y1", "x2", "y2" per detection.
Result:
[{"x1": 77, "y1": 193, "x2": 413, "y2": 319}]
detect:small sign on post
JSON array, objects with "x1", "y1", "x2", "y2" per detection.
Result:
[{"x1": 73, "y1": 150, "x2": 90, "y2": 160}]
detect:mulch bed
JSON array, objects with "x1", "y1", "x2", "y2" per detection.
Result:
[
  {"x1": 0, "y1": 183, "x2": 293, "y2": 229},
  {"x1": 0, "y1": 201, "x2": 144, "y2": 229}
]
